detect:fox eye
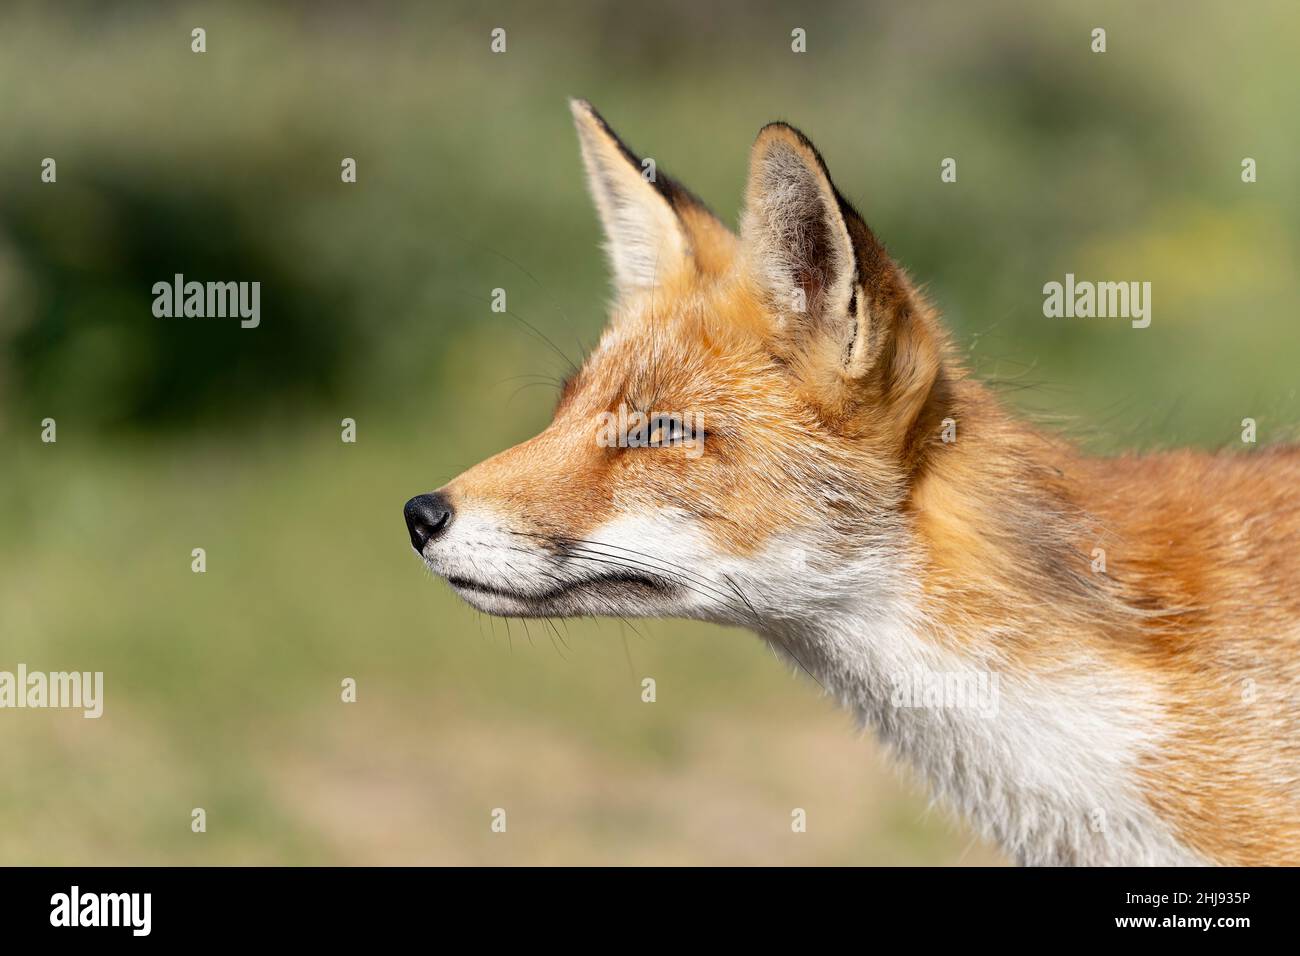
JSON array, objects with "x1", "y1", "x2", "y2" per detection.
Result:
[
  {"x1": 608, "y1": 410, "x2": 706, "y2": 452},
  {"x1": 647, "y1": 413, "x2": 686, "y2": 446}
]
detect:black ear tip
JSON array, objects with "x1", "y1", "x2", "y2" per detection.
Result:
[
  {"x1": 756, "y1": 121, "x2": 816, "y2": 152},
  {"x1": 754, "y1": 121, "x2": 837, "y2": 185}
]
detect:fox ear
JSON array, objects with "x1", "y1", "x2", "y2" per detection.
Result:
[
  {"x1": 571, "y1": 99, "x2": 729, "y2": 300},
  {"x1": 741, "y1": 123, "x2": 916, "y2": 381}
]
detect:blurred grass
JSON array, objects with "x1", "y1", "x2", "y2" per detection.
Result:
[{"x1": 0, "y1": 0, "x2": 1297, "y2": 864}]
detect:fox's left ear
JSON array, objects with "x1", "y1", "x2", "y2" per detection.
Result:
[
  {"x1": 741, "y1": 123, "x2": 933, "y2": 385},
  {"x1": 571, "y1": 99, "x2": 733, "y2": 301}
]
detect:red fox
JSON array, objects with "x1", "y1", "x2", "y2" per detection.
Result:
[{"x1": 405, "y1": 100, "x2": 1299, "y2": 866}]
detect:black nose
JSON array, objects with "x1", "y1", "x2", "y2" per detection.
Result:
[{"x1": 404, "y1": 492, "x2": 454, "y2": 552}]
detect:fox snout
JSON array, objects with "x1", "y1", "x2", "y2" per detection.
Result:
[{"x1": 403, "y1": 491, "x2": 454, "y2": 553}]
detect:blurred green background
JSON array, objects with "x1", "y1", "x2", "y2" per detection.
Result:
[{"x1": 1, "y1": 0, "x2": 1296, "y2": 865}]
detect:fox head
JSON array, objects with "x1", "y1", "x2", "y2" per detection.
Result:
[{"x1": 405, "y1": 100, "x2": 955, "y2": 629}]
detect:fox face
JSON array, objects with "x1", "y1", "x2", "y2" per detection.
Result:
[{"x1": 405, "y1": 100, "x2": 950, "y2": 627}]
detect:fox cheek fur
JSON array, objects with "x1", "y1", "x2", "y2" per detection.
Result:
[{"x1": 405, "y1": 100, "x2": 1300, "y2": 867}]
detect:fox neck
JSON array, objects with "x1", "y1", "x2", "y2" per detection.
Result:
[
  {"x1": 745, "y1": 393, "x2": 1204, "y2": 866},
  {"x1": 758, "y1": 598, "x2": 1200, "y2": 865}
]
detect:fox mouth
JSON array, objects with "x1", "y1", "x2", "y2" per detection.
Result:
[{"x1": 444, "y1": 571, "x2": 668, "y2": 610}]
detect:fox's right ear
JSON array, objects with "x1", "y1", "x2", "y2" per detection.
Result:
[{"x1": 570, "y1": 99, "x2": 730, "y2": 300}]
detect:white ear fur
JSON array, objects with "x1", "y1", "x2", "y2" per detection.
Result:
[
  {"x1": 741, "y1": 124, "x2": 858, "y2": 332},
  {"x1": 570, "y1": 99, "x2": 691, "y2": 300}
]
